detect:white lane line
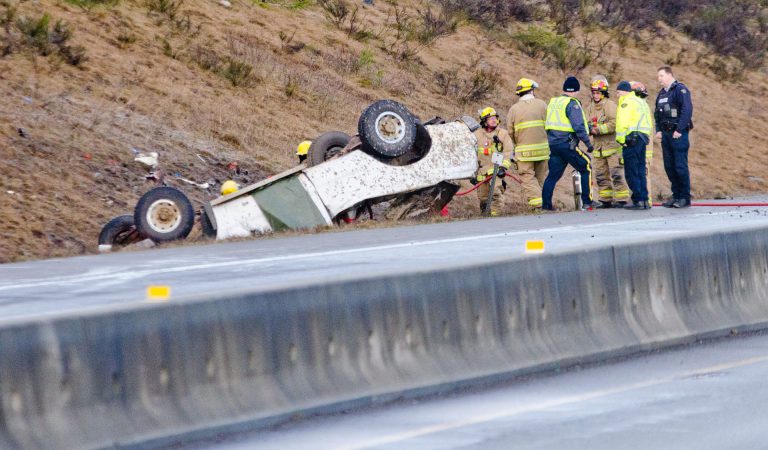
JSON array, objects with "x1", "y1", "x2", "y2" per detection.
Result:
[
  {"x1": 0, "y1": 210, "x2": 754, "y2": 292},
  {"x1": 336, "y1": 354, "x2": 768, "y2": 450}
]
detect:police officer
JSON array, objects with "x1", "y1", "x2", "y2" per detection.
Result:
[
  {"x1": 542, "y1": 76, "x2": 594, "y2": 211},
  {"x1": 654, "y1": 66, "x2": 693, "y2": 208},
  {"x1": 615, "y1": 81, "x2": 653, "y2": 210}
]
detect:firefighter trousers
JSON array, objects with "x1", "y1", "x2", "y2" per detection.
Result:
[
  {"x1": 517, "y1": 160, "x2": 548, "y2": 208},
  {"x1": 593, "y1": 152, "x2": 629, "y2": 203},
  {"x1": 477, "y1": 175, "x2": 505, "y2": 215}
]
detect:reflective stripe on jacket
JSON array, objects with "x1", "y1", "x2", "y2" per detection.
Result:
[{"x1": 507, "y1": 96, "x2": 550, "y2": 162}]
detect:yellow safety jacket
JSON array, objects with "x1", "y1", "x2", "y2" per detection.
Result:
[
  {"x1": 507, "y1": 96, "x2": 550, "y2": 162},
  {"x1": 616, "y1": 92, "x2": 653, "y2": 145},
  {"x1": 545, "y1": 96, "x2": 588, "y2": 133}
]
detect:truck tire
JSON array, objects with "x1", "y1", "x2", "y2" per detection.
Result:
[
  {"x1": 98, "y1": 215, "x2": 139, "y2": 252},
  {"x1": 307, "y1": 131, "x2": 351, "y2": 167},
  {"x1": 358, "y1": 99, "x2": 417, "y2": 158},
  {"x1": 200, "y1": 209, "x2": 217, "y2": 238},
  {"x1": 134, "y1": 187, "x2": 195, "y2": 243}
]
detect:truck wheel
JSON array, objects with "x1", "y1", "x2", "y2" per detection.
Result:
[
  {"x1": 98, "y1": 215, "x2": 140, "y2": 252},
  {"x1": 307, "y1": 131, "x2": 351, "y2": 166},
  {"x1": 200, "y1": 209, "x2": 217, "y2": 238},
  {"x1": 134, "y1": 187, "x2": 195, "y2": 243},
  {"x1": 358, "y1": 99, "x2": 417, "y2": 158}
]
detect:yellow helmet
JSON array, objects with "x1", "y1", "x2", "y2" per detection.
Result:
[
  {"x1": 515, "y1": 78, "x2": 539, "y2": 95},
  {"x1": 479, "y1": 107, "x2": 499, "y2": 123},
  {"x1": 296, "y1": 140, "x2": 312, "y2": 156},
  {"x1": 590, "y1": 79, "x2": 609, "y2": 93},
  {"x1": 220, "y1": 180, "x2": 239, "y2": 196}
]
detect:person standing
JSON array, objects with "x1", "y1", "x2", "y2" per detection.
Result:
[
  {"x1": 506, "y1": 78, "x2": 549, "y2": 209},
  {"x1": 585, "y1": 76, "x2": 629, "y2": 208},
  {"x1": 655, "y1": 66, "x2": 693, "y2": 208},
  {"x1": 631, "y1": 81, "x2": 655, "y2": 204},
  {"x1": 542, "y1": 76, "x2": 594, "y2": 211},
  {"x1": 472, "y1": 107, "x2": 514, "y2": 216},
  {"x1": 615, "y1": 81, "x2": 653, "y2": 210}
]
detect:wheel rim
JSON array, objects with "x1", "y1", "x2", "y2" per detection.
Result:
[
  {"x1": 146, "y1": 199, "x2": 182, "y2": 234},
  {"x1": 325, "y1": 145, "x2": 344, "y2": 160},
  {"x1": 374, "y1": 111, "x2": 406, "y2": 144}
]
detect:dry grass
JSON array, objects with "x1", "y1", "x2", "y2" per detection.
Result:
[{"x1": 0, "y1": 0, "x2": 766, "y2": 263}]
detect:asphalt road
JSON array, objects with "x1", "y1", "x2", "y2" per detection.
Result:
[
  {"x1": 190, "y1": 331, "x2": 768, "y2": 450},
  {"x1": 1, "y1": 201, "x2": 768, "y2": 322}
]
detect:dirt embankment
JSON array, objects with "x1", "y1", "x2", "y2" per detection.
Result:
[{"x1": 1, "y1": 0, "x2": 766, "y2": 263}]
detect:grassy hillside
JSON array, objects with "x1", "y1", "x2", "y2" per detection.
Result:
[{"x1": 1, "y1": 0, "x2": 766, "y2": 262}]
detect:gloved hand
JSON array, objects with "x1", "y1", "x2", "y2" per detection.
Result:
[
  {"x1": 586, "y1": 145, "x2": 594, "y2": 153},
  {"x1": 590, "y1": 126, "x2": 599, "y2": 136},
  {"x1": 497, "y1": 166, "x2": 507, "y2": 178},
  {"x1": 469, "y1": 176, "x2": 479, "y2": 185}
]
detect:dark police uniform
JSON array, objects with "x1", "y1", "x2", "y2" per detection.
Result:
[
  {"x1": 654, "y1": 80, "x2": 693, "y2": 206},
  {"x1": 543, "y1": 96, "x2": 594, "y2": 210}
]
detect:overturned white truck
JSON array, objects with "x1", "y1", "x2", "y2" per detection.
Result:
[{"x1": 98, "y1": 100, "x2": 481, "y2": 249}]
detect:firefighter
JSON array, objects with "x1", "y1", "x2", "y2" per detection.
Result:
[
  {"x1": 542, "y1": 76, "x2": 594, "y2": 211},
  {"x1": 631, "y1": 81, "x2": 655, "y2": 204},
  {"x1": 471, "y1": 107, "x2": 514, "y2": 216},
  {"x1": 615, "y1": 81, "x2": 653, "y2": 210},
  {"x1": 655, "y1": 66, "x2": 693, "y2": 208},
  {"x1": 506, "y1": 78, "x2": 549, "y2": 209},
  {"x1": 585, "y1": 76, "x2": 629, "y2": 208},
  {"x1": 296, "y1": 140, "x2": 312, "y2": 164}
]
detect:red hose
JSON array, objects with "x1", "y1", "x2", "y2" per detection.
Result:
[
  {"x1": 651, "y1": 202, "x2": 768, "y2": 207},
  {"x1": 455, "y1": 173, "x2": 524, "y2": 197}
]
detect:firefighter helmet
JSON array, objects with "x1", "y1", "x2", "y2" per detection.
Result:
[
  {"x1": 630, "y1": 81, "x2": 648, "y2": 98},
  {"x1": 296, "y1": 140, "x2": 312, "y2": 156},
  {"x1": 590, "y1": 79, "x2": 609, "y2": 93},
  {"x1": 479, "y1": 107, "x2": 499, "y2": 125},
  {"x1": 220, "y1": 180, "x2": 239, "y2": 196},
  {"x1": 515, "y1": 78, "x2": 539, "y2": 95}
]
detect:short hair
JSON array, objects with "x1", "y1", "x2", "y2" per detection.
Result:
[{"x1": 658, "y1": 65, "x2": 674, "y2": 75}]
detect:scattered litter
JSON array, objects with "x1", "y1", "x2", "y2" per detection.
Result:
[
  {"x1": 176, "y1": 176, "x2": 210, "y2": 189},
  {"x1": 21, "y1": 96, "x2": 33, "y2": 104},
  {"x1": 83, "y1": 152, "x2": 92, "y2": 160},
  {"x1": 135, "y1": 151, "x2": 159, "y2": 168},
  {"x1": 196, "y1": 154, "x2": 207, "y2": 164},
  {"x1": 6, "y1": 190, "x2": 15, "y2": 195},
  {"x1": 17, "y1": 128, "x2": 27, "y2": 138},
  {"x1": 219, "y1": 0, "x2": 232, "y2": 7},
  {"x1": 227, "y1": 161, "x2": 240, "y2": 173}
]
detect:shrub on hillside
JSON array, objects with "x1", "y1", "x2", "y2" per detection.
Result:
[
  {"x1": 432, "y1": 0, "x2": 533, "y2": 27},
  {"x1": 514, "y1": 25, "x2": 591, "y2": 73},
  {"x1": 435, "y1": 62, "x2": 501, "y2": 104},
  {"x1": 4, "y1": 11, "x2": 87, "y2": 65}
]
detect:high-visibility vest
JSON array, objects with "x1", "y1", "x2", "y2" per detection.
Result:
[
  {"x1": 545, "y1": 96, "x2": 588, "y2": 133},
  {"x1": 616, "y1": 92, "x2": 653, "y2": 144}
]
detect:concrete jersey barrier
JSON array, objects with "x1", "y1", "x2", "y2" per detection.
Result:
[{"x1": 1, "y1": 226, "x2": 768, "y2": 448}]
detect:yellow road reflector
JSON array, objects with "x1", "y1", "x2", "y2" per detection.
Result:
[
  {"x1": 146, "y1": 285, "x2": 171, "y2": 301},
  {"x1": 525, "y1": 240, "x2": 545, "y2": 254}
]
